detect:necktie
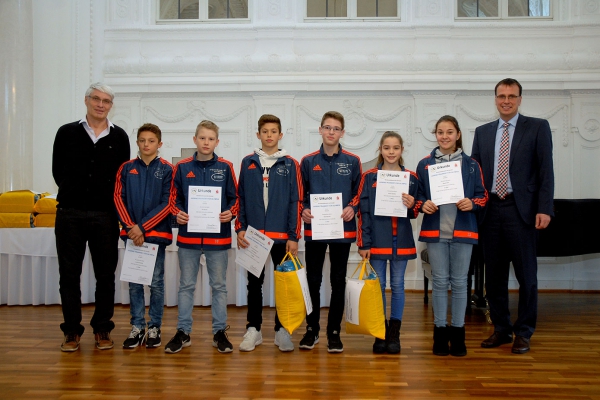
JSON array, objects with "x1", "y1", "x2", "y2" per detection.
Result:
[{"x1": 496, "y1": 122, "x2": 510, "y2": 199}]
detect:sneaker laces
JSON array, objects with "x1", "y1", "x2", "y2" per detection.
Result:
[
  {"x1": 128, "y1": 326, "x2": 142, "y2": 339},
  {"x1": 97, "y1": 331, "x2": 111, "y2": 341},
  {"x1": 216, "y1": 325, "x2": 231, "y2": 342},
  {"x1": 148, "y1": 327, "x2": 159, "y2": 339},
  {"x1": 65, "y1": 333, "x2": 78, "y2": 342}
]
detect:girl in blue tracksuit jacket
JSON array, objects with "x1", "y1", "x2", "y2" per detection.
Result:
[
  {"x1": 357, "y1": 131, "x2": 418, "y2": 355},
  {"x1": 415, "y1": 115, "x2": 488, "y2": 358}
]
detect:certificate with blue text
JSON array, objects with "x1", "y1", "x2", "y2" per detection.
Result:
[
  {"x1": 310, "y1": 193, "x2": 344, "y2": 240},
  {"x1": 428, "y1": 162, "x2": 464, "y2": 206},
  {"x1": 374, "y1": 170, "x2": 410, "y2": 217},
  {"x1": 188, "y1": 186, "x2": 221, "y2": 233},
  {"x1": 119, "y1": 240, "x2": 159, "y2": 285},
  {"x1": 235, "y1": 225, "x2": 274, "y2": 278}
]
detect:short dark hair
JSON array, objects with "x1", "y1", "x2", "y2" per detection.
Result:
[
  {"x1": 258, "y1": 114, "x2": 282, "y2": 132},
  {"x1": 495, "y1": 78, "x2": 522, "y2": 96},
  {"x1": 321, "y1": 111, "x2": 345, "y2": 130},
  {"x1": 137, "y1": 123, "x2": 161, "y2": 141},
  {"x1": 433, "y1": 115, "x2": 463, "y2": 151}
]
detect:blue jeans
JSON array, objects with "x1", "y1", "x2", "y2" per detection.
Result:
[
  {"x1": 177, "y1": 247, "x2": 228, "y2": 334},
  {"x1": 128, "y1": 244, "x2": 166, "y2": 329},
  {"x1": 427, "y1": 240, "x2": 473, "y2": 328},
  {"x1": 370, "y1": 258, "x2": 408, "y2": 321}
]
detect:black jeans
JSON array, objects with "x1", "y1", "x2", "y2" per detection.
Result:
[
  {"x1": 304, "y1": 241, "x2": 351, "y2": 335},
  {"x1": 246, "y1": 243, "x2": 287, "y2": 331},
  {"x1": 55, "y1": 208, "x2": 120, "y2": 336}
]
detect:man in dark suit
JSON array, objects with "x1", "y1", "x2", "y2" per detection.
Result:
[{"x1": 471, "y1": 78, "x2": 554, "y2": 354}]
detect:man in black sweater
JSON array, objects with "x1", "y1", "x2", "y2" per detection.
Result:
[{"x1": 52, "y1": 83, "x2": 130, "y2": 352}]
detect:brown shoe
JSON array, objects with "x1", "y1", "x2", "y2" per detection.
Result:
[
  {"x1": 95, "y1": 331, "x2": 114, "y2": 350},
  {"x1": 511, "y1": 336, "x2": 530, "y2": 354},
  {"x1": 481, "y1": 332, "x2": 513, "y2": 348},
  {"x1": 61, "y1": 333, "x2": 81, "y2": 352}
]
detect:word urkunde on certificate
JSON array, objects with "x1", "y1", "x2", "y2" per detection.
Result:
[
  {"x1": 374, "y1": 170, "x2": 410, "y2": 217},
  {"x1": 310, "y1": 193, "x2": 344, "y2": 240},
  {"x1": 187, "y1": 185, "x2": 221, "y2": 233},
  {"x1": 235, "y1": 225, "x2": 274, "y2": 278},
  {"x1": 428, "y1": 162, "x2": 464, "y2": 206},
  {"x1": 120, "y1": 239, "x2": 159, "y2": 285}
]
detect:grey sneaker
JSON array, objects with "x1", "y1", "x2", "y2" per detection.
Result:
[
  {"x1": 123, "y1": 326, "x2": 146, "y2": 349},
  {"x1": 164, "y1": 330, "x2": 191, "y2": 354},
  {"x1": 145, "y1": 326, "x2": 162, "y2": 348},
  {"x1": 274, "y1": 328, "x2": 294, "y2": 352},
  {"x1": 299, "y1": 327, "x2": 319, "y2": 350},
  {"x1": 239, "y1": 327, "x2": 262, "y2": 352},
  {"x1": 213, "y1": 326, "x2": 233, "y2": 353}
]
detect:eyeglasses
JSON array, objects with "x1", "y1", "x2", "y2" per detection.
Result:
[
  {"x1": 320, "y1": 125, "x2": 343, "y2": 133},
  {"x1": 495, "y1": 95, "x2": 520, "y2": 101},
  {"x1": 88, "y1": 95, "x2": 113, "y2": 106}
]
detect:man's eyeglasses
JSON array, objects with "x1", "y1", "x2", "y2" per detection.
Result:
[
  {"x1": 495, "y1": 95, "x2": 520, "y2": 101},
  {"x1": 320, "y1": 125, "x2": 343, "y2": 133},
  {"x1": 88, "y1": 95, "x2": 113, "y2": 106}
]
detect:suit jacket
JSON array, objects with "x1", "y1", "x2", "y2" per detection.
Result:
[{"x1": 471, "y1": 114, "x2": 554, "y2": 225}]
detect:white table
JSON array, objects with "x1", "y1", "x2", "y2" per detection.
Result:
[{"x1": 0, "y1": 227, "x2": 339, "y2": 307}]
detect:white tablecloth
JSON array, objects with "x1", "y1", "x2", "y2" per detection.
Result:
[{"x1": 0, "y1": 227, "x2": 343, "y2": 306}]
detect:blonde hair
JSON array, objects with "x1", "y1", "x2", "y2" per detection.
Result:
[
  {"x1": 376, "y1": 131, "x2": 404, "y2": 167},
  {"x1": 195, "y1": 120, "x2": 220, "y2": 138}
]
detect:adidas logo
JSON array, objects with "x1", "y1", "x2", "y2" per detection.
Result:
[
  {"x1": 372, "y1": 182, "x2": 377, "y2": 187},
  {"x1": 248, "y1": 164, "x2": 257, "y2": 169},
  {"x1": 186, "y1": 171, "x2": 196, "y2": 178},
  {"x1": 129, "y1": 168, "x2": 139, "y2": 175},
  {"x1": 313, "y1": 164, "x2": 322, "y2": 171}
]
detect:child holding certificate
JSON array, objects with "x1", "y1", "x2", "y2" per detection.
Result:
[
  {"x1": 357, "y1": 131, "x2": 418, "y2": 354},
  {"x1": 415, "y1": 115, "x2": 488, "y2": 357},
  {"x1": 114, "y1": 123, "x2": 175, "y2": 349},
  {"x1": 165, "y1": 120, "x2": 239, "y2": 354},
  {"x1": 235, "y1": 114, "x2": 302, "y2": 352},
  {"x1": 300, "y1": 111, "x2": 362, "y2": 353}
]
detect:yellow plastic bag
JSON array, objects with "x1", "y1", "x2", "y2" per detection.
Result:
[
  {"x1": 34, "y1": 213, "x2": 56, "y2": 227},
  {"x1": 33, "y1": 196, "x2": 58, "y2": 214},
  {"x1": 0, "y1": 190, "x2": 47, "y2": 213},
  {"x1": 274, "y1": 252, "x2": 308, "y2": 335},
  {"x1": 345, "y1": 259, "x2": 386, "y2": 339},
  {"x1": 0, "y1": 213, "x2": 34, "y2": 228}
]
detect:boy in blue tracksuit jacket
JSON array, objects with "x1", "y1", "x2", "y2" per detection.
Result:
[
  {"x1": 114, "y1": 123, "x2": 174, "y2": 350},
  {"x1": 165, "y1": 120, "x2": 239, "y2": 355},
  {"x1": 357, "y1": 131, "x2": 419, "y2": 355},
  {"x1": 299, "y1": 111, "x2": 362, "y2": 353},
  {"x1": 235, "y1": 114, "x2": 303, "y2": 352}
]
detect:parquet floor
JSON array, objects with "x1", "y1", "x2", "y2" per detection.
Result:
[{"x1": 1, "y1": 291, "x2": 600, "y2": 399}]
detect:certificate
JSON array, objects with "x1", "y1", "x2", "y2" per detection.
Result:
[
  {"x1": 187, "y1": 185, "x2": 221, "y2": 233},
  {"x1": 374, "y1": 170, "x2": 410, "y2": 217},
  {"x1": 235, "y1": 225, "x2": 274, "y2": 278},
  {"x1": 428, "y1": 162, "x2": 464, "y2": 206},
  {"x1": 310, "y1": 193, "x2": 344, "y2": 240},
  {"x1": 119, "y1": 240, "x2": 159, "y2": 285}
]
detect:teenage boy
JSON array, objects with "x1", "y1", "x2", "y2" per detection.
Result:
[
  {"x1": 235, "y1": 114, "x2": 303, "y2": 352},
  {"x1": 300, "y1": 111, "x2": 362, "y2": 353},
  {"x1": 114, "y1": 123, "x2": 174, "y2": 349},
  {"x1": 165, "y1": 120, "x2": 239, "y2": 354}
]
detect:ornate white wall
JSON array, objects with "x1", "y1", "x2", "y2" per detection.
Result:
[{"x1": 28, "y1": 0, "x2": 600, "y2": 289}]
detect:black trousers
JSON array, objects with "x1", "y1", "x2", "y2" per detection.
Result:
[
  {"x1": 304, "y1": 241, "x2": 351, "y2": 335},
  {"x1": 246, "y1": 243, "x2": 287, "y2": 331},
  {"x1": 55, "y1": 208, "x2": 120, "y2": 336},
  {"x1": 481, "y1": 195, "x2": 538, "y2": 339}
]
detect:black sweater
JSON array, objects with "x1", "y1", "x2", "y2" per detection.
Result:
[{"x1": 52, "y1": 121, "x2": 131, "y2": 211}]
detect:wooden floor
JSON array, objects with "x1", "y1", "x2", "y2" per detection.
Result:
[{"x1": 1, "y1": 292, "x2": 600, "y2": 400}]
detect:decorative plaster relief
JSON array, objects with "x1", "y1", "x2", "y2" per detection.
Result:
[
  {"x1": 584, "y1": 0, "x2": 600, "y2": 14},
  {"x1": 582, "y1": 118, "x2": 600, "y2": 141}
]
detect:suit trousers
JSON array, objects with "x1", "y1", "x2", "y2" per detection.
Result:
[{"x1": 481, "y1": 195, "x2": 538, "y2": 339}]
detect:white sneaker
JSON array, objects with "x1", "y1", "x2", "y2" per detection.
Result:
[
  {"x1": 239, "y1": 327, "x2": 263, "y2": 352},
  {"x1": 274, "y1": 328, "x2": 294, "y2": 352}
]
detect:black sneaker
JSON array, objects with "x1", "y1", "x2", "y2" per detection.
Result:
[
  {"x1": 213, "y1": 326, "x2": 233, "y2": 353},
  {"x1": 123, "y1": 326, "x2": 146, "y2": 349},
  {"x1": 146, "y1": 326, "x2": 162, "y2": 348},
  {"x1": 327, "y1": 330, "x2": 344, "y2": 353},
  {"x1": 299, "y1": 327, "x2": 319, "y2": 350},
  {"x1": 164, "y1": 329, "x2": 191, "y2": 354}
]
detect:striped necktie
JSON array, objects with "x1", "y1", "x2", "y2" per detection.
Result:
[{"x1": 496, "y1": 122, "x2": 510, "y2": 199}]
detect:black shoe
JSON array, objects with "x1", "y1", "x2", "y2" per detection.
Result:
[
  {"x1": 511, "y1": 335, "x2": 530, "y2": 354},
  {"x1": 373, "y1": 337, "x2": 386, "y2": 354},
  {"x1": 164, "y1": 329, "x2": 191, "y2": 354},
  {"x1": 386, "y1": 319, "x2": 401, "y2": 354},
  {"x1": 433, "y1": 326, "x2": 449, "y2": 356},
  {"x1": 213, "y1": 326, "x2": 233, "y2": 353},
  {"x1": 481, "y1": 332, "x2": 513, "y2": 348},
  {"x1": 146, "y1": 326, "x2": 162, "y2": 348},
  {"x1": 299, "y1": 327, "x2": 319, "y2": 350},
  {"x1": 327, "y1": 331, "x2": 344, "y2": 353},
  {"x1": 123, "y1": 326, "x2": 146, "y2": 349},
  {"x1": 449, "y1": 325, "x2": 467, "y2": 357}
]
